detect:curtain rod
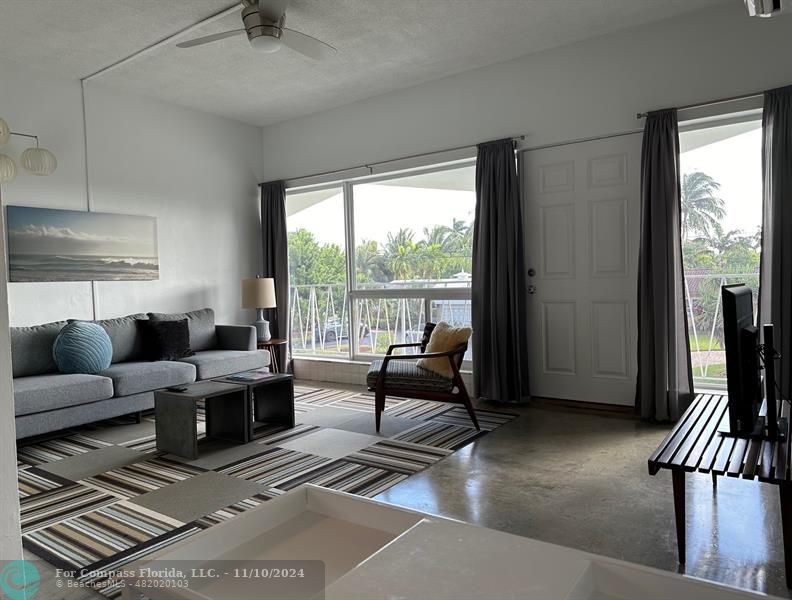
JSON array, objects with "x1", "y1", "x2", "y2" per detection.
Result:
[
  {"x1": 265, "y1": 135, "x2": 526, "y2": 186},
  {"x1": 636, "y1": 91, "x2": 764, "y2": 119}
]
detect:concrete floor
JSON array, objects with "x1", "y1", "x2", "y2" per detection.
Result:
[
  {"x1": 375, "y1": 397, "x2": 791, "y2": 598},
  {"x1": 25, "y1": 383, "x2": 790, "y2": 599}
]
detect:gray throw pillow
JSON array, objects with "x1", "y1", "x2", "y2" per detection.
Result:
[
  {"x1": 10, "y1": 321, "x2": 67, "y2": 378},
  {"x1": 147, "y1": 308, "x2": 217, "y2": 352}
]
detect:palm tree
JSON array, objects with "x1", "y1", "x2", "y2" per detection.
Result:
[
  {"x1": 704, "y1": 223, "x2": 742, "y2": 255},
  {"x1": 681, "y1": 171, "x2": 725, "y2": 241},
  {"x1": 356, "y1": 239, "x2": 390, "y2": 283},
  {"x1": 423, "y1": 225, "x2": 451, "y2": 248},
  {"x1": 384, "y1": 228, "x2": 415, "y2": 258}
]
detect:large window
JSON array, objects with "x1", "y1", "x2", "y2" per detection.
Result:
[
  {"x1": 679, "y1": 114, "x2": 763, "y2": 390},
  {"x1": 286, "y1": 186, "x2": 349, "y2": 357},
  {"x1": 286, "y1": 162, "x2": 475, "y2": 362}
]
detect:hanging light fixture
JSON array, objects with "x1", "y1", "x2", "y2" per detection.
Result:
[
  {"x1": 0, "y1": 119, "x2": 10, "y2": 147},
  {"x1": 0, "y1": 117, "x2": 58, "y2": 182},
  {"x1": 20, "y1": 146, "x2": 57, "y2": 176},
  {"x1": 0, "y1": 154, "x2": 17, "y2": 183}
]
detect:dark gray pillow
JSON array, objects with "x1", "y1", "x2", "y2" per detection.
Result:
[
  {"x1": 10, "y1": 321, "x2": 66, "y2": 378},
  {"x1": 69, "y1": 313, "x2": 147, "y2": 364},
  {"x1": 147, "y1": 308, "x2": 216, "y2": 352}
]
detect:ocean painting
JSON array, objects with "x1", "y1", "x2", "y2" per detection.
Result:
[{"x1": 6, "y1": 206, "x2": 159, "y2": 282}]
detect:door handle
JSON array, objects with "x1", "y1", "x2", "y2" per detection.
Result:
[
  {"x1": 528, "y1": 285, "x2": 537, "y2": 295},
  {"x1": 528, "y1": 268, "x2": 536, "y2": 277}
]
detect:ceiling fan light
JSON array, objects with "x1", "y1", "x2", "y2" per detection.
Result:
[
  {"x1": 250, "y1": 34, "x2": 282, "y2": 53},
  {"x1": 0, "y1": 118, "x2": 10, "y2": 147},
  {"x1": 0, "y1": 154, "x2": 17, "y2": 183},
  {"x1": 20, "y1": 147, "x2": 57, "y2": 176}
]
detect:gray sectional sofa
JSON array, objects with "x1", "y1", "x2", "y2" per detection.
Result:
[{"x1": 12, "y1": 308, "x2": 270, "y2": 439}]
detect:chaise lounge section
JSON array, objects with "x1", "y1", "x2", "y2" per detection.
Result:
[{"x1": 12, "y1": 308, "x2": 270, "y2": 439}]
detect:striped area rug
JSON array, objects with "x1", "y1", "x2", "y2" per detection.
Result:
[
  {"x1": 82, "y1": 457, "x2": 207, "y2": 499},
  {"x1": 17, "y1": 385, "x2": 518, "y2": 598}
]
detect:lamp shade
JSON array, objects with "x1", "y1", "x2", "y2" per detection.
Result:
[
  {"x1": 20, "y1": 147, "x2": 57, "y2": 176},
  {"x1": 0, "y1": 154, "x2": 16, "y2": 183},
  {"x1": 242, "y1": 277, "x2": 276, "y2": 309},
  {"x1": 0, "y1": 119, "x2": 9, "y2": 147}
]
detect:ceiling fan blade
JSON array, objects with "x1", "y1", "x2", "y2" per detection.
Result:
[
  {"x1": 176, "y1": 29, "x2": 245, "y2": 48},
  {"x1": 258, "y1": 0, "x2": 292, "y2": 22},
  {"x1": 282, "y1": 28, "x2": 336, "y2": 60}
]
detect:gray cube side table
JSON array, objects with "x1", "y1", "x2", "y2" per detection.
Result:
[
  {"x1": 213, "y1": 373, "x2": 295, "y2": 439},
  {"x1": 154, "y1": 380, "x2": 249, "y2": 460}
]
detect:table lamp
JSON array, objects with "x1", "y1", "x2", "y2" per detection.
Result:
[{"x1": 242, "y1": 277, "x2": 276, "y2": 342}]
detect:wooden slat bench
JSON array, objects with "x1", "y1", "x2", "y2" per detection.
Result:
[{"x1": 648, "y1": 393, "x2": 792, "y2": 587}]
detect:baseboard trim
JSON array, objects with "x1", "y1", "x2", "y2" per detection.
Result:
[{"x1": 529, "y1": 396, "x2": 635, "y2": 417}]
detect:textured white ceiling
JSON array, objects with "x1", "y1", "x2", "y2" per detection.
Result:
[{"x1": 0, "y1": 0, "x2": 724, "y2": 126}]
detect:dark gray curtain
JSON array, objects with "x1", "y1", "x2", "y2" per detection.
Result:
[
  {"x1": 759, "y1": 85, "x2": 792, "y2": 399},
  {"x1": 635, "y1": 109, "x2": 695, "y2": 421},
  {"x1": 260, "y1": 181, "x2": 290, "y2": 370},
  {"x1": 472, "y1": 139, "x2": 530, "y2": 403}
]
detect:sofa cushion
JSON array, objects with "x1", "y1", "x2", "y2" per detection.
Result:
[
  {"x1": 366, "y1": 360, "x2": 453, "y2": 392},
  {"x1": 13, "y1": 373, "x2": 114, "y2": 416},
  {"x1": 53, "y1": 322, "x2": 113, "y2": 374},
  {"x1": 10, "y1": 321, "x2": 66, "y2": 378},
  {"x1": 148, "y1": 308, "x2": 216, "y2": 352},
  {"x1": 177, "y1": 350, "x2": 269, "y2": 380},
  {"x1": 100, "y1": 361, "x2": 196, "y2": 397},
  {"x1": 70, "y1": 313, "x2": 147, "y2": 363}
]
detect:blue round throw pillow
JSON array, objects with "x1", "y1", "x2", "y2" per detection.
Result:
[{"x1": 52, "y1": 321, "x2": 112, "y2": 374}]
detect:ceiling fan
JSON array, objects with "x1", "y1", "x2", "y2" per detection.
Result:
[{"x1": 176, "y1": 0, "x2": 336, "y2": 60}]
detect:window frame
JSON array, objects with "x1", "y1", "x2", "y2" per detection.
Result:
[
  {"x1": 286, "y1": 158, "x2": 476, "y2": 367},
  {"x1": 676, "y1": 102, "x2": 764, "y2": 393}
]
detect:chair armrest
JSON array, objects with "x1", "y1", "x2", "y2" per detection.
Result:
[
  {"x1": 386, "y1": 342, "x2": 422, "y2": 355},
  {"x1": 216, "y1": 325, "x2": 256, "y2": 351}
]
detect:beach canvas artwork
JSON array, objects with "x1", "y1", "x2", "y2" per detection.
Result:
[{"x1": 6, "y1": 206, "x2": 159, "y2": 282}]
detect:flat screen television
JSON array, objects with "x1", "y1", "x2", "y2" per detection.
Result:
[{"x1": 721, "y1": 284, "x2": 762, "y2": 436}]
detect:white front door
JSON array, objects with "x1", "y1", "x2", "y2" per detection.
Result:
[{"x1": 522, "y1": 134, "x2": 641, "y2": 405}]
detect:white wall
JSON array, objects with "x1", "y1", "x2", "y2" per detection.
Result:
[
  {"x1": 1, "y1": 66, "x2": 263, "y2": 327},
  {"x1": 259, "y1": 3, "x2": 792, "y2": 181}
]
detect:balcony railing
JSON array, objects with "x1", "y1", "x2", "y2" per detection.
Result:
[
  {"x1": 290, "y1": 272, "x2": 755, "y2": 386},
  {"x1": 684, "y1": 272, "x2": 760, "y2": 389},
  {"x1": 289, "y1": 284, "x2": 471, "y2": 359}
]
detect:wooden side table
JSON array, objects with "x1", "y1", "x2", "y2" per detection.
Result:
[
  {"x1": 649, "y1": 393, "x2": 792, "y2": 587},
  {"x1": 257, "y1": 338, "x2": 288, "y2": 373}
]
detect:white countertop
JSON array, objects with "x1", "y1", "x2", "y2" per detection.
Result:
[{"x1": 120, "y1": 485, "x2": 781, "y2": 600}]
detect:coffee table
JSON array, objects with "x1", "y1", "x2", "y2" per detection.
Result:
[
  {"x1": 154, "y1": 381, "x2": 249, "y2": 460},
  {"x1": 213, "y1": 373, "x2": 295, "y2": 439}
]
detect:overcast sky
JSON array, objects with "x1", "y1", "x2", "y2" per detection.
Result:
[
  {"x1": 289, "y1": 125, "x2": 763, "y2": 252},
  {"x1": 288, "y1": 185, "x2": 475, "y2": 248},
  {"x1": 680, "y1": 127, "x2": 763, "y2": 236}
]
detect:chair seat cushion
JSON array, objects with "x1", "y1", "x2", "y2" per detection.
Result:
[
  {"x1": 177, "y1": 350, "x2": 269, "y2": 380},
  {"x1": 14, "y1": 374, "x2": 114, "y2": 416},
  {"x1": 367, "y1": 359, "x2": 453, "y2": 392},
  {"x1": 100, "y1": 361, "x2": 196, "y2": 397}
]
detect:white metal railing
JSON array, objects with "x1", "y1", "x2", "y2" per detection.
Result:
[
  {"x1": 684, "y1": 271, "x2": 760, "y2": 388},
  {"x1": 292, "y1": 273, "x2": 758, "y2": 379},
  {"x1": 289, "y1": 284, "x2": 472, "y2": 359}
]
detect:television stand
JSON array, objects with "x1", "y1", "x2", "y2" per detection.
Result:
[{"x1": 649, "y1": 393, "x2": 792, "y2": 587}]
